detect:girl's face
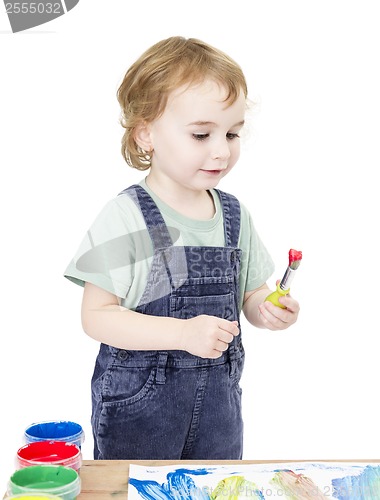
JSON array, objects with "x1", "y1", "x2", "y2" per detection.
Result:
[{"x1": 144, "y1": 79, "x2": 246, "y2": 193}]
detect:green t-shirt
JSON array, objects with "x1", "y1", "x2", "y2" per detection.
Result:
[{"x1": 64, "y1": 178, "x2": 274, "y2": 311}]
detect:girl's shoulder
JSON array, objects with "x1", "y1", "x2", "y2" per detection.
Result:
[{"x1": 87, "y1": 187, "x2": 148, "y2": 237}]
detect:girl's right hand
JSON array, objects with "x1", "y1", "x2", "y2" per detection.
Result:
[{"x1": 180, "y1": 315, "x2": 240, "y2": 359}]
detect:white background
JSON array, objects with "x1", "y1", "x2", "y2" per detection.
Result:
[{"x1": 1, "y1": 0, "x2": 379, "y2": 492}]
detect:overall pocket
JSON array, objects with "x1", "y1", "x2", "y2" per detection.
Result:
[
  {"x1": 101, "y1": 359, "x2": 157, "y2": 407},
  {"x1": 170, "y1": 291, "x2": 235, "y2": 320}
]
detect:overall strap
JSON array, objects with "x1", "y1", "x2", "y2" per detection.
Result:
[
  {"x1": 118, "y1": 185, "x2": 174, "y2": 250},
  {"x1": 214, "y1": 189, "x2": 241, "y2": 248}
]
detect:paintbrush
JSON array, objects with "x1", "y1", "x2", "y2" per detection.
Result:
[{"x1": 265, "y1": 249, "x2": 302, "y2": 308}]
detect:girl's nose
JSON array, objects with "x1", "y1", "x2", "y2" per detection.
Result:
[{"x1": 212, "y1": 140, "x2": 231, "y2": 161}]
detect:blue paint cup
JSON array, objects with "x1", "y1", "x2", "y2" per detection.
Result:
[{"x1": 24, "y1": 421, "x2": 85, "y2": 449}]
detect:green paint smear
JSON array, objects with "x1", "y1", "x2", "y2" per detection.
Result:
[{"x1": 210, "y1": 475, "x2": 264, "y2": 499}]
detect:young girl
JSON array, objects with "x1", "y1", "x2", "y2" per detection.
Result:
[{"x1": 64, "y1": 36, "x2": 300, "y2": 460}]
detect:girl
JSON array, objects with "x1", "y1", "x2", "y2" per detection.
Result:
[{"x1": 64, "y1": 36, "x2": 300, "y2": 460}]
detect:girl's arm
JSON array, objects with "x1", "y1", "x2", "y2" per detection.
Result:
[
  {"x1": 81, "y1": 282, "x2": 239, "y2": 358},
  {"x1": 243, "y1": 283, "x2": 300, "y2": 330}
]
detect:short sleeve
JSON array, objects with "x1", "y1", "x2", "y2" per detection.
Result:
[
  {"x1": 64, "y1": 195, "x2": 150, "y2": 299},
  {"x1": 238, "y1": 204, "x2": 275, "y2": 295}
]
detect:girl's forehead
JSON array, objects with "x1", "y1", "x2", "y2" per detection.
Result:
[
  {"x1": 166, "y1": 79, "x2": 246, "y2": 115},
  {"x1": 169, "y1": 79, "x2": 230, "y2": 102}
]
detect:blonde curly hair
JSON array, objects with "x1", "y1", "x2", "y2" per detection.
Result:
[{"x1": 117, "y1": 36, "x2": 248, "y2": 170}]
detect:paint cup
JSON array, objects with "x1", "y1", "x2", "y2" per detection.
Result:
[
  {"x1": 8, "y1": 465, "x2": 81, "y2": 500},
  {"x1": 16, "y1": 441, "x2": 82, "y2": 471},
  {"x1": 24, "y1": 421, "x2": 85, "y2": 449},
  {"x1": 4, "y1": 494, "x2": 63, "y2": 499}
]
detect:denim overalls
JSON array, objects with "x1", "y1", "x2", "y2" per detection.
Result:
[{"x1": 91, "y1": 184, "x2": 245, "y2": 460}]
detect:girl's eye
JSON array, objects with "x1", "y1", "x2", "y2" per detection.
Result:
[
  {"x1": 192, "y1": 132, "x2": 240, "y2": 141},
  {"x1": 227, "y1": 133, "x2": 240, "y2": 140},
  {"x1": 192, "y1": 134, "x2": 209, "y2": 141}
]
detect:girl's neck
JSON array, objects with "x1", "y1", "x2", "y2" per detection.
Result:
[{"x1": 145, "y1": 175, "x2": 215, "y2": 221}]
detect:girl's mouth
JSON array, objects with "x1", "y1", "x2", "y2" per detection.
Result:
[{"x1": 200, "y1": 169, "x2": 224, "y2": 175}]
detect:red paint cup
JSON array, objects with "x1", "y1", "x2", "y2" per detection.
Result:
[{"x1": 16, "y1": 441, "x2": 82, "y2": 472}]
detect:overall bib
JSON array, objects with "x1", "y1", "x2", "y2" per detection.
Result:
[{"x1": 91, "y1": 185, "x2": 245, "y2": 460}]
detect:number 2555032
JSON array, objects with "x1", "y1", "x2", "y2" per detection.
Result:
[{"x1": 5, "y1": 3, "x2": 62, "y2": 14}]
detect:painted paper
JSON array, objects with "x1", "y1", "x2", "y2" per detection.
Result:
[{"x1": 128, "y1": 462, "x2": 380, "y2": 499}]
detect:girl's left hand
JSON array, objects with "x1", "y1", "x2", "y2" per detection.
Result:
[{"x1": 258, "y1": 293, "x2": 300, "y2": 331}]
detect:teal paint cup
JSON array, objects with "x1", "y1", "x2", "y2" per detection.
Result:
[
  {"x1": 24, "y1": 421, "x2": 84, "y2": 449},
  {"x1": 8, "y1": 465, "x2": 81, "y2": 500}
]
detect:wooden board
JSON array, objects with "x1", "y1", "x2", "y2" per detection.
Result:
[
  {"x1": 77, "y1": 459, "x2": 380, "y2": 499},
  {"x1": 5, "y1": 459, "x2": 380, "y2": 499}
]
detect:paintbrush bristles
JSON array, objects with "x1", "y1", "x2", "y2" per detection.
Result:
[
  {"x1": 288, "y1": 249, "x2": 302, "y2": 270},
  {"x1": 290, "y1": 259, "x2": 302, "y2": 270}
]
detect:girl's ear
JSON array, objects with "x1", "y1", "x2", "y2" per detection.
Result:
[{"x1": 134, "y1": 121, "x2": 153, "y2": 152}]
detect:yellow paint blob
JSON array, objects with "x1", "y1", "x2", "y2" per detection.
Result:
[{"x1": 210, "y1": 475, "x2": 263, "y2": 499}]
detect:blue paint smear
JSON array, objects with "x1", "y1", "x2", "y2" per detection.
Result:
[
  {"x1": 332, "y1": 465, "x2": 380, "y2": 499},
  {"x1": 129, "y1": 479, "x2": 173, "y2": 500},
  {"x1": 129, "y1": 468, "x2": 211, "y2": 499}
]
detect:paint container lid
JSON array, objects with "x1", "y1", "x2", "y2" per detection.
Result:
[
  {"x1": 24, "y1": 421, "x2": 85, "y2": 449},
  {"x1": 16, "y1": 441, "x2": 82, "y2": 471},
  {"x1": 4, "y1": 494, "x2": 63, "y2": 499},
  {"x1": 8, "y1": 465, "x2": 81, "y2": 499}
]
